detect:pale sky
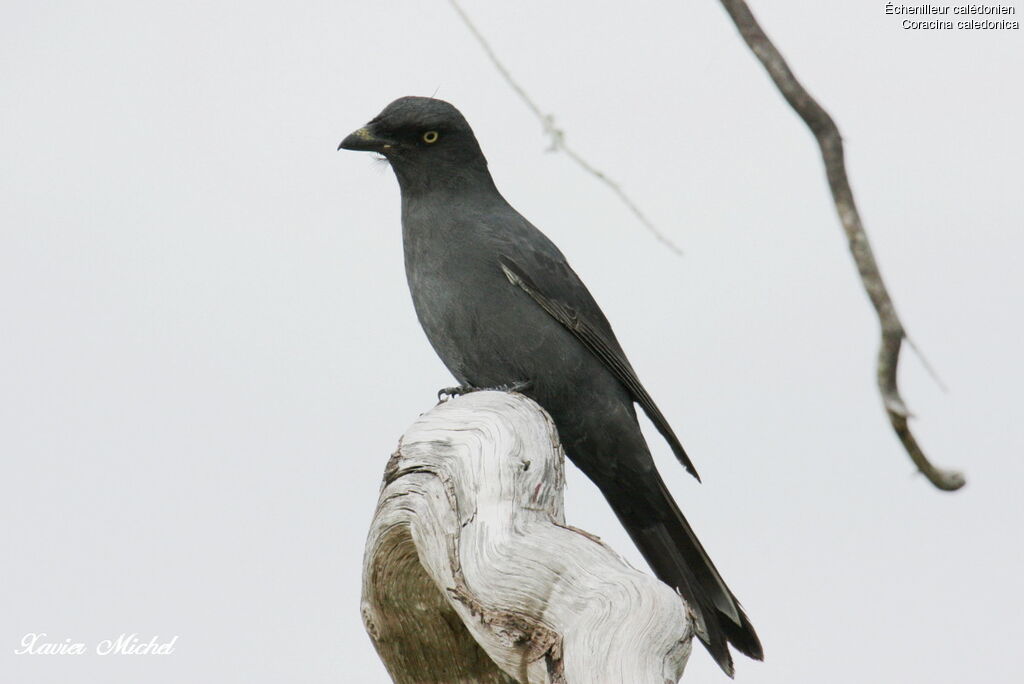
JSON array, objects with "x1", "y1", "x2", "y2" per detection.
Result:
[{"x1": 2, "y1": 2, "x2": 1022, "y2": 683}]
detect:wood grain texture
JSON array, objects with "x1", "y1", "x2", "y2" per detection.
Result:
[{"x1": 361, "y1": 391, "x2": 694, "y2": 683}]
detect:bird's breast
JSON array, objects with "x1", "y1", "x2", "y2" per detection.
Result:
[{"x1": 402, "y1": 232, "x2": 555, "y2": 388}]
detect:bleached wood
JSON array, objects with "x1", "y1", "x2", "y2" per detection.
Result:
[{"x1": 361, "y1": 391, "x2": 693, "y2": 683}]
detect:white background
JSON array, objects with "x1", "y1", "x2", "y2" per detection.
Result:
[{"x1": 2, "y1": 2, "x2": 1022, "y2": 682}]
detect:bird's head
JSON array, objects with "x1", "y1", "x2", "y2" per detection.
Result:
[{"x1": 338, "y1": 96, "x2": 490, "y2": 193}]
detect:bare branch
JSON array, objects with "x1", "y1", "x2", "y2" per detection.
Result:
[
  {"x1": 717, "y1": 0, "x2": 964, "y2": 491},
  {"x1": 448, "y1": 0, "x2": 684, "y2": 255}
]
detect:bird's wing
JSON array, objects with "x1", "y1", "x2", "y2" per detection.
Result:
[{"x1": 498, "y1": 254, "x2": 700, "y2": 481}]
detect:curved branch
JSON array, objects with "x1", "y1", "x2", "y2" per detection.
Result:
[{"x1": 718, "y1": 0, "x2": 965, "y2": 491}]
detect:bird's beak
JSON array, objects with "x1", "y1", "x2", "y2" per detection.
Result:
[{"x1": 338, "y1": 126, "x2": 395, "y2": 152}]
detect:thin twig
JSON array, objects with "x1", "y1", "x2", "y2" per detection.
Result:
[
  {"x1": 717, "y1": 0, "x2": 964, "y2": 491},
  {"x1": 448, "y1": 0, "x2": 683, "y2": 256}
]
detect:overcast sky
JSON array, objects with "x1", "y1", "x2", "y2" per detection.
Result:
[{"x1": 2, "y1": 2, "x2": 1022, "y2": 683}]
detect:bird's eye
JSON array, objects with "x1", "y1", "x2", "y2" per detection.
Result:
[{"x1": 422, "y1": 130, "x2": 439, "y2": 144}]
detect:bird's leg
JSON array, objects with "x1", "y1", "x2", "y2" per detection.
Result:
[{"x1": 437, "y1": 380, "x2": 533, "y2": 402}]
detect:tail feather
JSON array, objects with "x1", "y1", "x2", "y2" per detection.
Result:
[
  {"x1": 721, "y1": 606, "x2": 763, "y2": 661},
  {"x1": 615, "y1": 478, "x2": 762, "y2": 676}
]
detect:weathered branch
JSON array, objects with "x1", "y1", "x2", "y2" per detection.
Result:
[
  {"x1": 718, "y1": 0, "x2": 965, "y2": 491},
  {"x1": 361, "y1": 391, "x2": 694, "y2": 683}
]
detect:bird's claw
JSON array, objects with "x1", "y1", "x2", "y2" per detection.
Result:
[
  {"x1": 437, "y1": 380, "x2": 533, "y2": 402},
  {"x1": 437, "y1": 385, "x2": 475, "y2": 401}
]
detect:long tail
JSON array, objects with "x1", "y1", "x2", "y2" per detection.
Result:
[{"x1": 613, "y1": 477, "x2": 762, "y2": 677}]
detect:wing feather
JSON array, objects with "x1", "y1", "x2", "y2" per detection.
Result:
[{"x1": 499, "y1": 256, "x2": 700, "y2": 481}]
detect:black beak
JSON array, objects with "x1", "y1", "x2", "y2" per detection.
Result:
[{"x1": 338, "y1": 126, "x2": 395, "y2": 152}]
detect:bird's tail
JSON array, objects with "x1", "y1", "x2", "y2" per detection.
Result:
[{"x1": 614, "y1": 477, "x2": 762, "y2": 677}]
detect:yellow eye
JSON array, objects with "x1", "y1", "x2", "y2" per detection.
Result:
[{"x1": 422, "y1": 130, "x2": 439, "y2": 144}]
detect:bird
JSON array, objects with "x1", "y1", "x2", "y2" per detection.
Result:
[{"x1": 338, "y1": 96, "x2": 762, "y2": 676}]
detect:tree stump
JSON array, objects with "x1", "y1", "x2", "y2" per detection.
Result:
[{"x1": 361, "y1": 391, "x2": 694, "y2": 683}]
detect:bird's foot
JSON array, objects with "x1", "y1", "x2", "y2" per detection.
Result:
[
  {"x1": 437, "y1": 380, "x2": 533, "y2": 402},
  {"x1": 437, "y1": 385, "x2": 476, "y2": 401}
]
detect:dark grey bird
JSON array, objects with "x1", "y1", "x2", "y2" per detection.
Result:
[{"x1": 339, "y1": 96, "x2": 762, "y2": 676}]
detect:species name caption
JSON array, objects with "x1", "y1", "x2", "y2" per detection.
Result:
[{"x1": 885, "y1": 3, "x2": 1020, "y2": 29}]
